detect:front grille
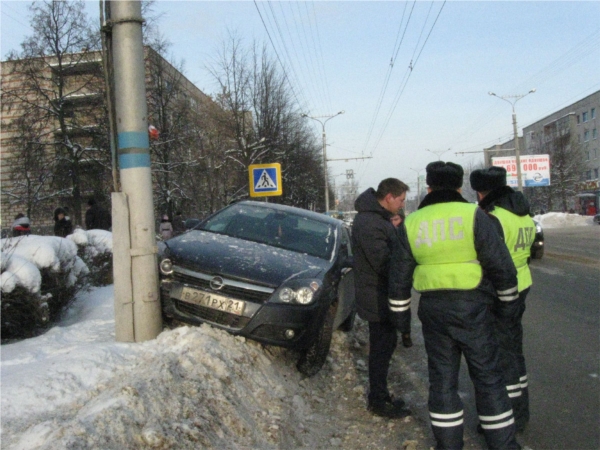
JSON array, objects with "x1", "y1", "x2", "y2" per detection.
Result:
[
  {"x1": 172, "y1": 270, "x2": 273, "y2": 303},
  {"x1": 173, "y1": 300, "x2": 251, "y2": 329}
]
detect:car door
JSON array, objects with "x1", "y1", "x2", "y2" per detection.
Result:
[{"x1": 333, "y1": 226, "x2": 355, "y2": 329}]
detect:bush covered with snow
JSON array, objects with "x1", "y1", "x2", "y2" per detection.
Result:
[
  {"x1": 1, "y1": 235, "x2": 90, "y2": 340},
  {"x1": 68, "y1": 228, "x2": 113, "y2": 286}
]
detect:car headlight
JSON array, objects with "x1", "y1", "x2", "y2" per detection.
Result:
[
  {"x1": 535, "y1": 224, "x2": 542, "y2": 233},
  {"x1": 159, "y1": 258, "x2": 173, "y2": 275},
  {"x1": 275, "y1": 280, "x2": 321, "y2": 305}
]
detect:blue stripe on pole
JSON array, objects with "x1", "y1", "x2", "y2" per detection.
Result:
[
  {"x1": 118, "y1": 131, "x2": 149, "y2": 150},
  {"x1": 119, "y1": 153, "x2": 151, "y2": 169}
]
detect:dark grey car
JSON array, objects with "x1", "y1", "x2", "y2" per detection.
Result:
[{"x1": 158, "y1": 201, "x2": 356, "y2": 376}]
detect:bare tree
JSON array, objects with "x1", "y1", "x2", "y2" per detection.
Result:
[
  {"x1": 525, "y1": 124, "x2": 587, "y2": 212},
  {"x1": 3, "y1": 0, "x2": 109, "y2": 225},
  {"x1": 207, "y1": 33, "x2": 325, "y2": 208}
]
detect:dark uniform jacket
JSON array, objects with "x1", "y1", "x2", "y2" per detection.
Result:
[
  {"x1": 389, "y1": 189, "x2": 517, "y2": 303},
  {"x1": 479, "y1": 185, "x2": 531, "y2": 232},
  {"x1": 351, "y1": 188, "x2": 400, "y2": 322}
]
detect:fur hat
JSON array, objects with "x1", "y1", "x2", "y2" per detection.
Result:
[
  {"x1": 470, "y1": 166, "x2": 507, "y2": 192},
  {"x1": 426, "y1": 161, "x2": 464, "y2": 189}
]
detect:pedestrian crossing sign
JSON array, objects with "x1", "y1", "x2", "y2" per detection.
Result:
[{"x1": 249, "y1": 163, "x2": 282, "y2": 197}]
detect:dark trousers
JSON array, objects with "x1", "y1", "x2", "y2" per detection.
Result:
[
  {"x1": 419, "y1": 295, "x2": 520, "y2": 450},
  {"x1": 492, "y1": 288, "x2": 530, "y2": 428},
  {"x1": 367, "y1": 320, "x2": 398, "y2": 404}
]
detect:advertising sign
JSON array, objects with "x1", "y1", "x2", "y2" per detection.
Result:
[
  {"x1": 491, "y1": 154, "x2": 550, "y2": 187},
  {"x1": 249, "y1": 163, "x2": 282, "y2": 197}
]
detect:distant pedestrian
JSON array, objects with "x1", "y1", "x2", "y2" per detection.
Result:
[
  {"x1": 172, "y1": 211, "x2": 185, "y2": 236},
  {"x1": 11, "y1": 213, "x2": 31, "y2": 237},
  {"x1": 159, "y1": 214, "x2": 173, "y2": 240},
  {"x1": 85, "y1": 197, "x2": 112, "y2": 231},
  {"x1": 54, "y1": 207, "x2": 73, "y2": 237}
]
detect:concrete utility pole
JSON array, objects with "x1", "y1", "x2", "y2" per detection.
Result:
[
  {"x1": 489, "y1": 89, "x2": 536, "y2": 192},
  {"x1": 301, "y1": 111, "x2": 345, "y2": 212},
  {"x1": 111, "y1": 1, "x2": 162, "y2": 342}
]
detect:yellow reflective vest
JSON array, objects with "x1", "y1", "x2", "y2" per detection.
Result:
[
  {"x1": 490, "y1": 207, "x2": 535, "y2": 292},
  {"x1": 405, "y1": 202, "x2": 482, "y2": 291}
]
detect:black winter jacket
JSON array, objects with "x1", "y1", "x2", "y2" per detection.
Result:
[
  {"x1": 389, "y1": 189, "x2": 518, "y2": 304},
  {"x1": 479, "y1": 185, "x2": 531, "y2": 217},
  {"x1": 54, "y1": 218, "x2": 73, "y2": 238},
  {"x1": 85, "y1": 204, "x2": 112, "y2": 231},
  {"x1": 351, "y1": 188, "x2": 399, "y2": 322}
]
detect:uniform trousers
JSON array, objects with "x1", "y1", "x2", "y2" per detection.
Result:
[
  {"x1": 491, "y1": 287, "x2": 530, "y2": 429},
  {"x1": 418, "y1": 293, "x2": 520, "y2": 450},
  {"x1": 368, "y1": 320, "x2": 397, "y2": 404}
]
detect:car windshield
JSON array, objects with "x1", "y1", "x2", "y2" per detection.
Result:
[{"x1": 198, "y1": 204, "x2": 336, "y2": 259}]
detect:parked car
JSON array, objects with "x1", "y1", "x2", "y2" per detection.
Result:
[
  {"x1": 594, "y1": 214, "x2": 600, "y2": 225},
  {"x1": 158, "y1": 201, "x2": 356, "y2": 376},
  {"x1": 530, "y1": 219, "x2": 544, "y2": 259}
]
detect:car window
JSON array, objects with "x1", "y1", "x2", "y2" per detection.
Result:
[{"x1": 199, "y1": 204, "x2": 336, "y2": 259}]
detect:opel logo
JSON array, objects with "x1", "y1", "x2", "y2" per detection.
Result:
[{"x1": 210, "y1": 276, "x2": 225, "y2": 291}]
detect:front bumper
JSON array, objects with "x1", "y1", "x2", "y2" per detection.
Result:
[{"x1": 160, "y1": 279, "x2": 323, "y2": 350}]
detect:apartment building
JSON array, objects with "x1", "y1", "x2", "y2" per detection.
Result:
[
  {"x1": 523, "y1": 90, "x2": 599, "y2": 212},
  {"x1": 1, "y1": 47, "x2": 214, "y2": 233}
]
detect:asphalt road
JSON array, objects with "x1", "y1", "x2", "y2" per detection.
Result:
[{"x1": 462, "y1": 225, "x2": 600, "y2": 450}]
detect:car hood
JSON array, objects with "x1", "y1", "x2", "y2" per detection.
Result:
[{"x1": 164, "y1": 230, "x2": 330, "y2": 287}]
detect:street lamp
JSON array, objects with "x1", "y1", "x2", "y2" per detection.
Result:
[
  {"x1": 488, "y1": 89, "x2": 536, "y2": 192},
  {"x1": 301, "y1": 111, "x2": 345, "y2": 212},
  {"x1": 410, "y1": 167, "x2": 424, "y2": 205},
  {"x1": 426, "y1": 148, "x2": 451, "y2": 161}
]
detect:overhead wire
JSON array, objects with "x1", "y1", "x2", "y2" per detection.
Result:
[
  {"x1": 360, "y1": 1, "x2": 413, "y2": 154},
  {"x1": 252, "y1": 0, "x2": 304, "y2": 110},
  {"x1": 356, "y1": 0, "x2": 446, "y2": 186},
  {"x1": 446, "y1": 29, "x2": 600, "y2": 152}
]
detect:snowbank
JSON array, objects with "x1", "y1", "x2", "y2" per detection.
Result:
[
  {"x1": 0, "y1": 286, "x2": 315, "y2": 449},
  {"x1": 533, "y1": 212, "x2": 594, "y2": 229}
]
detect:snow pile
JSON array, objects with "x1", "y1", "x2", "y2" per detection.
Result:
[
  {"x1": 0, "y1": 235, "x2": 88, "y2": 294},
  {"x1": 0, "y1": 253, "x2": 41, "y2": 294},
  {"x1": 0, "y1": 286, "x2": 318, "y2": 449},
  {"x1": 533, "y1": 212, "x2": 594, "y2": 229},
  {"x1": 68, "y1": 228, "x2": 112, "y2": 259}
]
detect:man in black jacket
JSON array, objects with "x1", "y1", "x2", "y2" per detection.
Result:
[
  {"x1": 85, "y1": 198, "x2": 112, "y2": 231},
  {"x1": 471, "y1": 166, "x2": 535, "y2": 431},
  {"x1": 351, "y1": 178, "x2": 411, "y2": 418},
  {"x1": 389, "y1": 162, "x2": 521, "y2": 450}
]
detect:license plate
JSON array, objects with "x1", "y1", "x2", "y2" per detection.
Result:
[{"x1": 179, "y1": 286, "x2": 245, "y2": 316}]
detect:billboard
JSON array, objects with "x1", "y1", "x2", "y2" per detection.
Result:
[{"x1": 491, "y1": 154, "x2": 550, "y2": 187}]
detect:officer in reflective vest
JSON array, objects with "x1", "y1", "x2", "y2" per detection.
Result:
[
  {"x1": 470, "y1": 166, "x2": 535, "y2": 432},
  {"x1": 388, "y1": 161, "x2": 521, "y2": 450}
]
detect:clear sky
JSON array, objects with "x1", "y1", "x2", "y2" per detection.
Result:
[{"x1": 2, "y1": 1, "x2": 599, "y2": 199}]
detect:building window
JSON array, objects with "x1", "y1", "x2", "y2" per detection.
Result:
[
  {"x1": 595, "y1": 148, "x2": 599, "y2": 159},
  {"x1": 582, "y1": 111, "x2": 588, "y2": 122},
  {"x1": 577, "y1": 115, "x2": 581, "y2": 124},
  {"x1": 592, "y1": 108, "x2": 596, "y2": 119},
  {"x1": 586, "y1": 151, "x2": 590, "y2": 161},
  {"x1": 586, "y1": 170, "x2": 592, "y2": 180},
  {"x1": 584, "y1": 130, "x2": 590, "y2": 142},
  {"x1": 593, "y1": 128, "x2": 598, "y2": 140},
  {"x1": 595, "y1": 168, "x2": 599, "y2": 179}
]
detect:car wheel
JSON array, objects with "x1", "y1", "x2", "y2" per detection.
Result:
[
  {"x1": 296, "y1": 303, "x2": 335, "y2": 377},
  {"x1": 338, "y1": 309, "x2": 356, "y2": 332},
  {"x1": 531, "y1": 246, "x2": 544, "y2": 259}
]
